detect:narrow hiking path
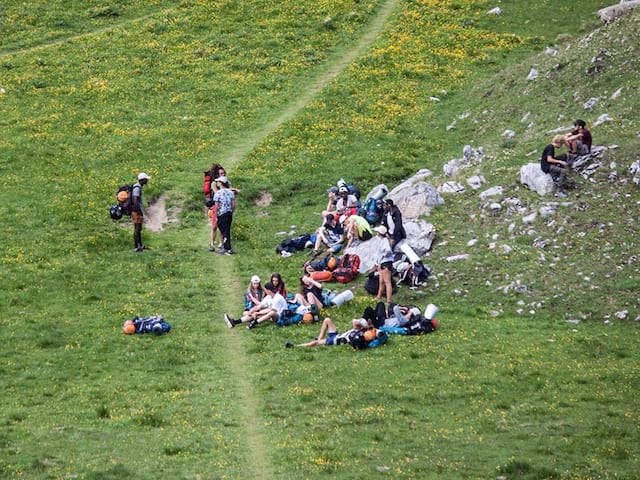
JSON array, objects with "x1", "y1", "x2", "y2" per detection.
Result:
[
  {"x1": 209, "y1": 1, "x2": 399, "y2": 478},
  {"x1": 222, "y1": 0, "x2": 400, "y2": 165}
]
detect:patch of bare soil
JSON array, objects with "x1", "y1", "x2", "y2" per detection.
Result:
[
  {"x1": 255, "y1": 191, "x2": 272, "y2": 207},
  {"x1": 145, "y1": 193, "x2": 180, "y2": 232}
]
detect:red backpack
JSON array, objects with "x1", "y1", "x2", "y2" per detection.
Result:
[{"x1": 332, "y1": 254, "x2": 360, "y2": 283}]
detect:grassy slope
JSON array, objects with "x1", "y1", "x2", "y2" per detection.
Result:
[{"x1": 1, "y1": 1, "x2": 639, "y2": 479}]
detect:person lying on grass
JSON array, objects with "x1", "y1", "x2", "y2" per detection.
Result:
[
  {"x1": 225, "y1": 282, "x2": 287, "y2": 330},
  {"x1": 285, "y1": 317, "x2": 369, "y2": 348}
]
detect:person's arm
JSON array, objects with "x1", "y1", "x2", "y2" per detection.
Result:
[
  {"x1": 547, "y1": 154, "x2": 568, "y2": 167},
  {"x1": 231, "y1": 197, "x2": 236, "y2": 212}
]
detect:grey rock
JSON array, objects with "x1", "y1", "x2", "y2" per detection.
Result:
[
  {"x1": 527, "y1": 68, "x2": 539, "y2": 81},
  {"x1": 467, "y1": 175, "x2": 487, "y2": 190},
  {"x1": 446, "y1": 254, "x2": 470, "y2": 262},
  {"x1": 523, "y1": 212, "x2": 538, "y2": 224},
  {"x1": 479, "y1": 186, "x2": 504, "y2": 200},
  {"x1": 583, "y1": 97, "x2": 599, "y2": 110},
  {"x1": 438, "y1": 181, "x2": 465, "y2": 194},
  {"x1": 520, "y1": 163, "x2": 555, "y2": 196}
]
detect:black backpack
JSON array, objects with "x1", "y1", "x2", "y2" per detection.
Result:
[{"x1": 109, "y1": 184, "x2": 135, "y2": 220}]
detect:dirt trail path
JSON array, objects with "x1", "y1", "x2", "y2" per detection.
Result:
[
  {"x1": 209, "y1": 2, "x2": 399, "y2": 477},
  {"x1": 223, "y1": 0, "x2": 399, "y2": 165}
]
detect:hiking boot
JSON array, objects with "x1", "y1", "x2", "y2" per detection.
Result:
[
  {"x1": 209, "y1": 245, "x2": 216, "y2": 252},
  {"x1": 224, "y1": 313, "x2": 235, "y2": 329},
  {"x1": 246, "y1": 320, "x2": 258, "y2": 330},
  {"x1": 223, "y1": 250, "x2": 233, "y2": 256},
  {"x1": 134, "y1": 246, "x2": 144, "y2": 253},
  {"x1": 285, "y1": 341, "x2": 294, "y2": 349}
]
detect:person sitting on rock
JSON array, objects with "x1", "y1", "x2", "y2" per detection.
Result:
[
  {"x1": 285, "y1": 317, "x2": 369, "y2": 348},
  {"x1": 343, "y1": 214, "x2": 373, "y2": 249},
  {"x1": 564, "y1": 119, "x2": 592, "y2": 157},
  {"x1": 540, "y1": 135, "x2": 571, "y2": 197}
]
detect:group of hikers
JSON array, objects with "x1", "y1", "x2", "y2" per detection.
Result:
[
  {"x1": 541, "y1": 119, "x2": 593, "y2": 197},
  {"x1": 114, "y1": 116, "x2": 598, "y2": 348}
]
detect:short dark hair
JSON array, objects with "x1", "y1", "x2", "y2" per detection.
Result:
[
  {"x1": 574, "y1": 119, "x2": 586, "y2": 128},
  {"x1": 325, "y1": 213, "x2": 334, "y2": 222},
  {"x1": 264, "y1": 282, "x2": 276, "y2": 293},
  {"x1": 384, "y1": 199, "x2": 394, "y2": 207}
]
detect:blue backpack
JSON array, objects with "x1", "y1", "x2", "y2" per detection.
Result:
[
  {"x1": 360, "y1": 198, "x2": 383, "y2": 225},
  {"x1": 132, "y1": 315, "x2": 171, "y2": 335}
]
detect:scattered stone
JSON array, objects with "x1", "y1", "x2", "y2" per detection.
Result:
[
  {"x1": 500, "y1": 245, "x2": 513, "y2": 254},
  {"x1": 523, "y1": 212, "x2": 538, "y2": 224},
  {"x1": 488, "y1": 202, "x2": 502, "y2": 212},
  {"x1": 466, "y1": 175, "x2": 487, "y2": 190},
  {"x1": 388, "y1": 180, "x2": 444, "y2": 218},
  {"x1": 527, "y1": 68, "x2": 539, "y2": 81},
  {"x1": 502, "y1": 129, "x2": 516, "y2": 138},
  {"x1": 615, "y1": 310, "x2": 629, "y2": 320},
  {"x1": 430, "y1": 96, "x2": 440, "y2": 102},
  {"x1": 467, "y1": 239, "x2": 478, "y2": 247},
  {"x1": 479, "y1": 186, "x2": 504, "y2": 200},
  {"x1": 377, "y1": 466, "x2": 391, "y2": 473},
  {"x1": 446, "y1": 254, "x2": 470, "y2": 262},
  {"x1": 487, "y1": 6, "x2": 502, "y2": 15},
  {"x1": 593, "y1": 113, "x2": 613, "y2": 126},
  {"x1": 438, "y1": 181, "x2": 465, "y2": 194},
  {"x1": 544, "y1": 47, "x2": 559, "y2": 56},
  {"x1": 539, "y1": 204, "x2": 557, "y2": 217},
  {"x1": 521, "y1": 112, "x2": 531, "y2": 123},
  {"x1": 583, "y1": 97, "x2": 599, "y2": 110},
  {"x1": 610, "y1": 87, "x2": 623, "y2": 100}
]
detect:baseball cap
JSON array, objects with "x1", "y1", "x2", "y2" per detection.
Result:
[
  {"x1": 138, "y1": 172, "x2": 150, "y2": 181},
  {"x1": 251, "y1": 275, "x2": 260, "y2": 283},
  {"x1": 214, "y1": 175, "x2": 228, "y2": 183},
  {"x1": 326, "y1": 186, "x2": 339, "y2": 194},
  {"x1": 357, "y1": 318, "x2": 369, "y2": 328}
]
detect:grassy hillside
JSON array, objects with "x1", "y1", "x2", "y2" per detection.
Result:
[{"x1": 1, "y1": 1, "x2": 638, "y2": 479}]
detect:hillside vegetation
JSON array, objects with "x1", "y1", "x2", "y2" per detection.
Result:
[{"x1": 1, "y1": 1, "x2": 638, "y2": 479}]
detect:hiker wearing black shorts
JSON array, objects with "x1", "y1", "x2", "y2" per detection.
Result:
[{"x1": 132, "y1": 172, "x2": 150, "y2": 252}]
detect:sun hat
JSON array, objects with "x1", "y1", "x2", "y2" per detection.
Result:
[
  {"x1": 138, "y1": 172, "x2": 150, "y2": 181},
  {"x1": 214, "y1": 175, "x2": 228, "y2": 183},
  {"x1": 374, "y1": 225, "x2": 387, "y2": 235},
  {"x1": 251, "y1": 275, "x2": 261, "y2": 283}
]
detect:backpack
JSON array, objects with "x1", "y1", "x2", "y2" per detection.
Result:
[
  {"x1": 333, "y1": 253, "x2": 360, "y2": 283},
  {"x1": 203, "y1": 171, "x2": 213, "y2": 206},
  {"x1": 332, "y1": 267, "x2": 354, "y2": 284},
  {"x1": 338, "y1": 253, "x2": 360, "y2": 275},
  {"x1": 364, "y1": 273, "x2": 397, "y2": 295},
  {"x1": 398, "y1": 261, "x2": 431, "y2": 287},
  {"x1": 110, "y1": 184, "x2": 135, "y2": 220},
  {"x1": 131, "y1": 315, "x2": 171, "y2": 335},
  {"x1": 359, "y1": 197, "x2": 383, "y2": 225}
]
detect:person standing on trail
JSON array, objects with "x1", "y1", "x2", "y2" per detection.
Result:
[
  {"x1": 132, "y1": 172, "x2": 150, "y2": 253},
  {"x1": 212, "y1": 175, "x2": 235, "y2": 255}
]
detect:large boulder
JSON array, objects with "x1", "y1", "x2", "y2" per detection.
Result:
[
  {"x1": 388, "y1": 174, "x2": 444, "y2": 219},
  {"x1": 520, "y1": 163, "x2": 554, "y2": 196},
  {"x1": 346, "y1": 219, "x2": 436, "y2": 273}
]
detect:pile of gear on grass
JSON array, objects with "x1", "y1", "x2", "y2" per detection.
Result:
[{"x1": 122, "y1": 315, "x2": 171, "y2": 336}]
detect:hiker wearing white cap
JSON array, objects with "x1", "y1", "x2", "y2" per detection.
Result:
[
  {"x1": 132, "y1": 172, "x2": 150, "y2": 252},
  {"x1": 212, "y1": 175, "x2": 235, "y2": 255}
]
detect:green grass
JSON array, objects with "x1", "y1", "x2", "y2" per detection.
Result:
[{"x1": 1, "y1": 1, "x2": 639, "y2": 479}]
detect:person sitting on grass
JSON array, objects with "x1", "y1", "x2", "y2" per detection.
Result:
[
  {"x1": 293, "y1": 273, "x2": 324, "y2": 312},
  {"x1": 540, "y1": 134, "x2": 572, "y2": 197},
  {"x1": 243, "y1": 275, "x2": 263, "y2": 312},
  {"x1": 270, "y1": 272, "x2": 287, "y2": 299},
  {"x1": 285, "y1": 317, "x2": 369, "y2": 348},
  {"x1": 310, "y1": 213, "x2": 344, "y2": 258},
  {"x1": 225, "y1": 282, "x2": 287, "y2": 330}
]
